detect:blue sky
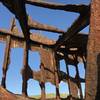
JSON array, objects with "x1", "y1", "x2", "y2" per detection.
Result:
[{"x1": 0, "y1": 0, "x2": 90, "y2": 97}]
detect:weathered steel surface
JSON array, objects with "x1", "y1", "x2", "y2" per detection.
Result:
[
  {"x1": 0, "y1": 0, "x2": 98, "y2": 100},
  {"x1": 86, "y1": 0, "x2": 100, "y2": 100},
  {"x1": 0, "y1": 86, "x2": 35, "y2": 100},
  {"x1": 1, "y1": 35, "x2": 11, "y2": 88},
  {"x1": 0, "y1": 29, "x2": 56, "y2": 46},
  {"x1": 26, "y1": 0, "x2": 89, "y2": 13},
  {"x1": 28, "y1": 16, "x2": 64, "y2": 34}
]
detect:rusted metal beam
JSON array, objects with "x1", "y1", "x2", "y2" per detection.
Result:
[
  {"x1": 64, "y1": 59, "x2": 72, "y2": 97},
  {"x1": 30, "y1": 33, "x2": 56, "y2": 45},
  {"x1": 0, "y1": 0, "x2": 91, "y2": 99},
  {"x1": 0, "y1": 1, "x2": 65, "y2": 34},
  {"x1": 86, "y1": 0, "x2": 100, "y2": 100},
  {"x1": 62, "y1": 58, "x2": 79, "y2": 99},
  {"x1": 55, "y1": 11, "x2": 90, "y2": 50},
  {"x1": 0, "y1": 86, "x2": 35, "y2": 100},
  {"x1": 28, "y1": 16, "x2": 64, "y2": 34},
  {"x1": 22, "y1": 40, "x2": 29, "y2": 96},
  {"x1": 74, "y1": 55, "x2": 83, "y2": 99},
  {"x1": 0, "y1": 29, "x2": 55, "y2": 46},
  {"x1": 0, "y1": 86, "x2": 17, "y2": 99},
  {"x1": 26, "y1": 0, "x2": 89, "y2": 13},
  {"x1": 54, "y1": 55, "x2": 60, "y2": 100},
  {"x1": 40, "y1": 63, "x2": 46, "y2": 100},
  {"x1": 0, "y1": 0, "x2": 29, "y2": 38}
]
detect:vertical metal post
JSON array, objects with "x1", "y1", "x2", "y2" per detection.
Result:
[
  {"x1": 1, "y1": 35, "x2": 11, "y2": 88},
  {"x1": 22, "y1": 41, "x2": 29, "y2": 96},
  {"x1": 86, "y1": 0, "x2": 100, "y2": 99},
  {"x1": 74, "y1": 55, "x2": 83, "y2": 99},
  {"x1": 40, "y1": 63, "x2": 46, "y2": 100},
  {"x1": 64, "y1": 58, "x2": 72, "y2": 100},
  {"x1": 55, "y1": 54, "x2": 60, "y2": 100},
  {"x1": 1, "y1": 18, "x2": 16, "y2": 88}
]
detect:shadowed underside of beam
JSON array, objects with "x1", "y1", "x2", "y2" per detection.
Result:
[
  {"x1": 64, "y1": 33, "x2": 88, "y2": 48},
  {"x1": 64, "y1": 33, "x2": 88, "y2": 55}
]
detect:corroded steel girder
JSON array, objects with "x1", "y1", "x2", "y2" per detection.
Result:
[
  {"x1": 26, "y1": 0, "x2": 89, "y2": 13},
  {"x1": 0, "y1": 0, "x2": 94, "y2": 100}
]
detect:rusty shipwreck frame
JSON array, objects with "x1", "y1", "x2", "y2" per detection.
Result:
[{"x1": 0, "y1": 0, "x2": 100, "y2": 100}]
